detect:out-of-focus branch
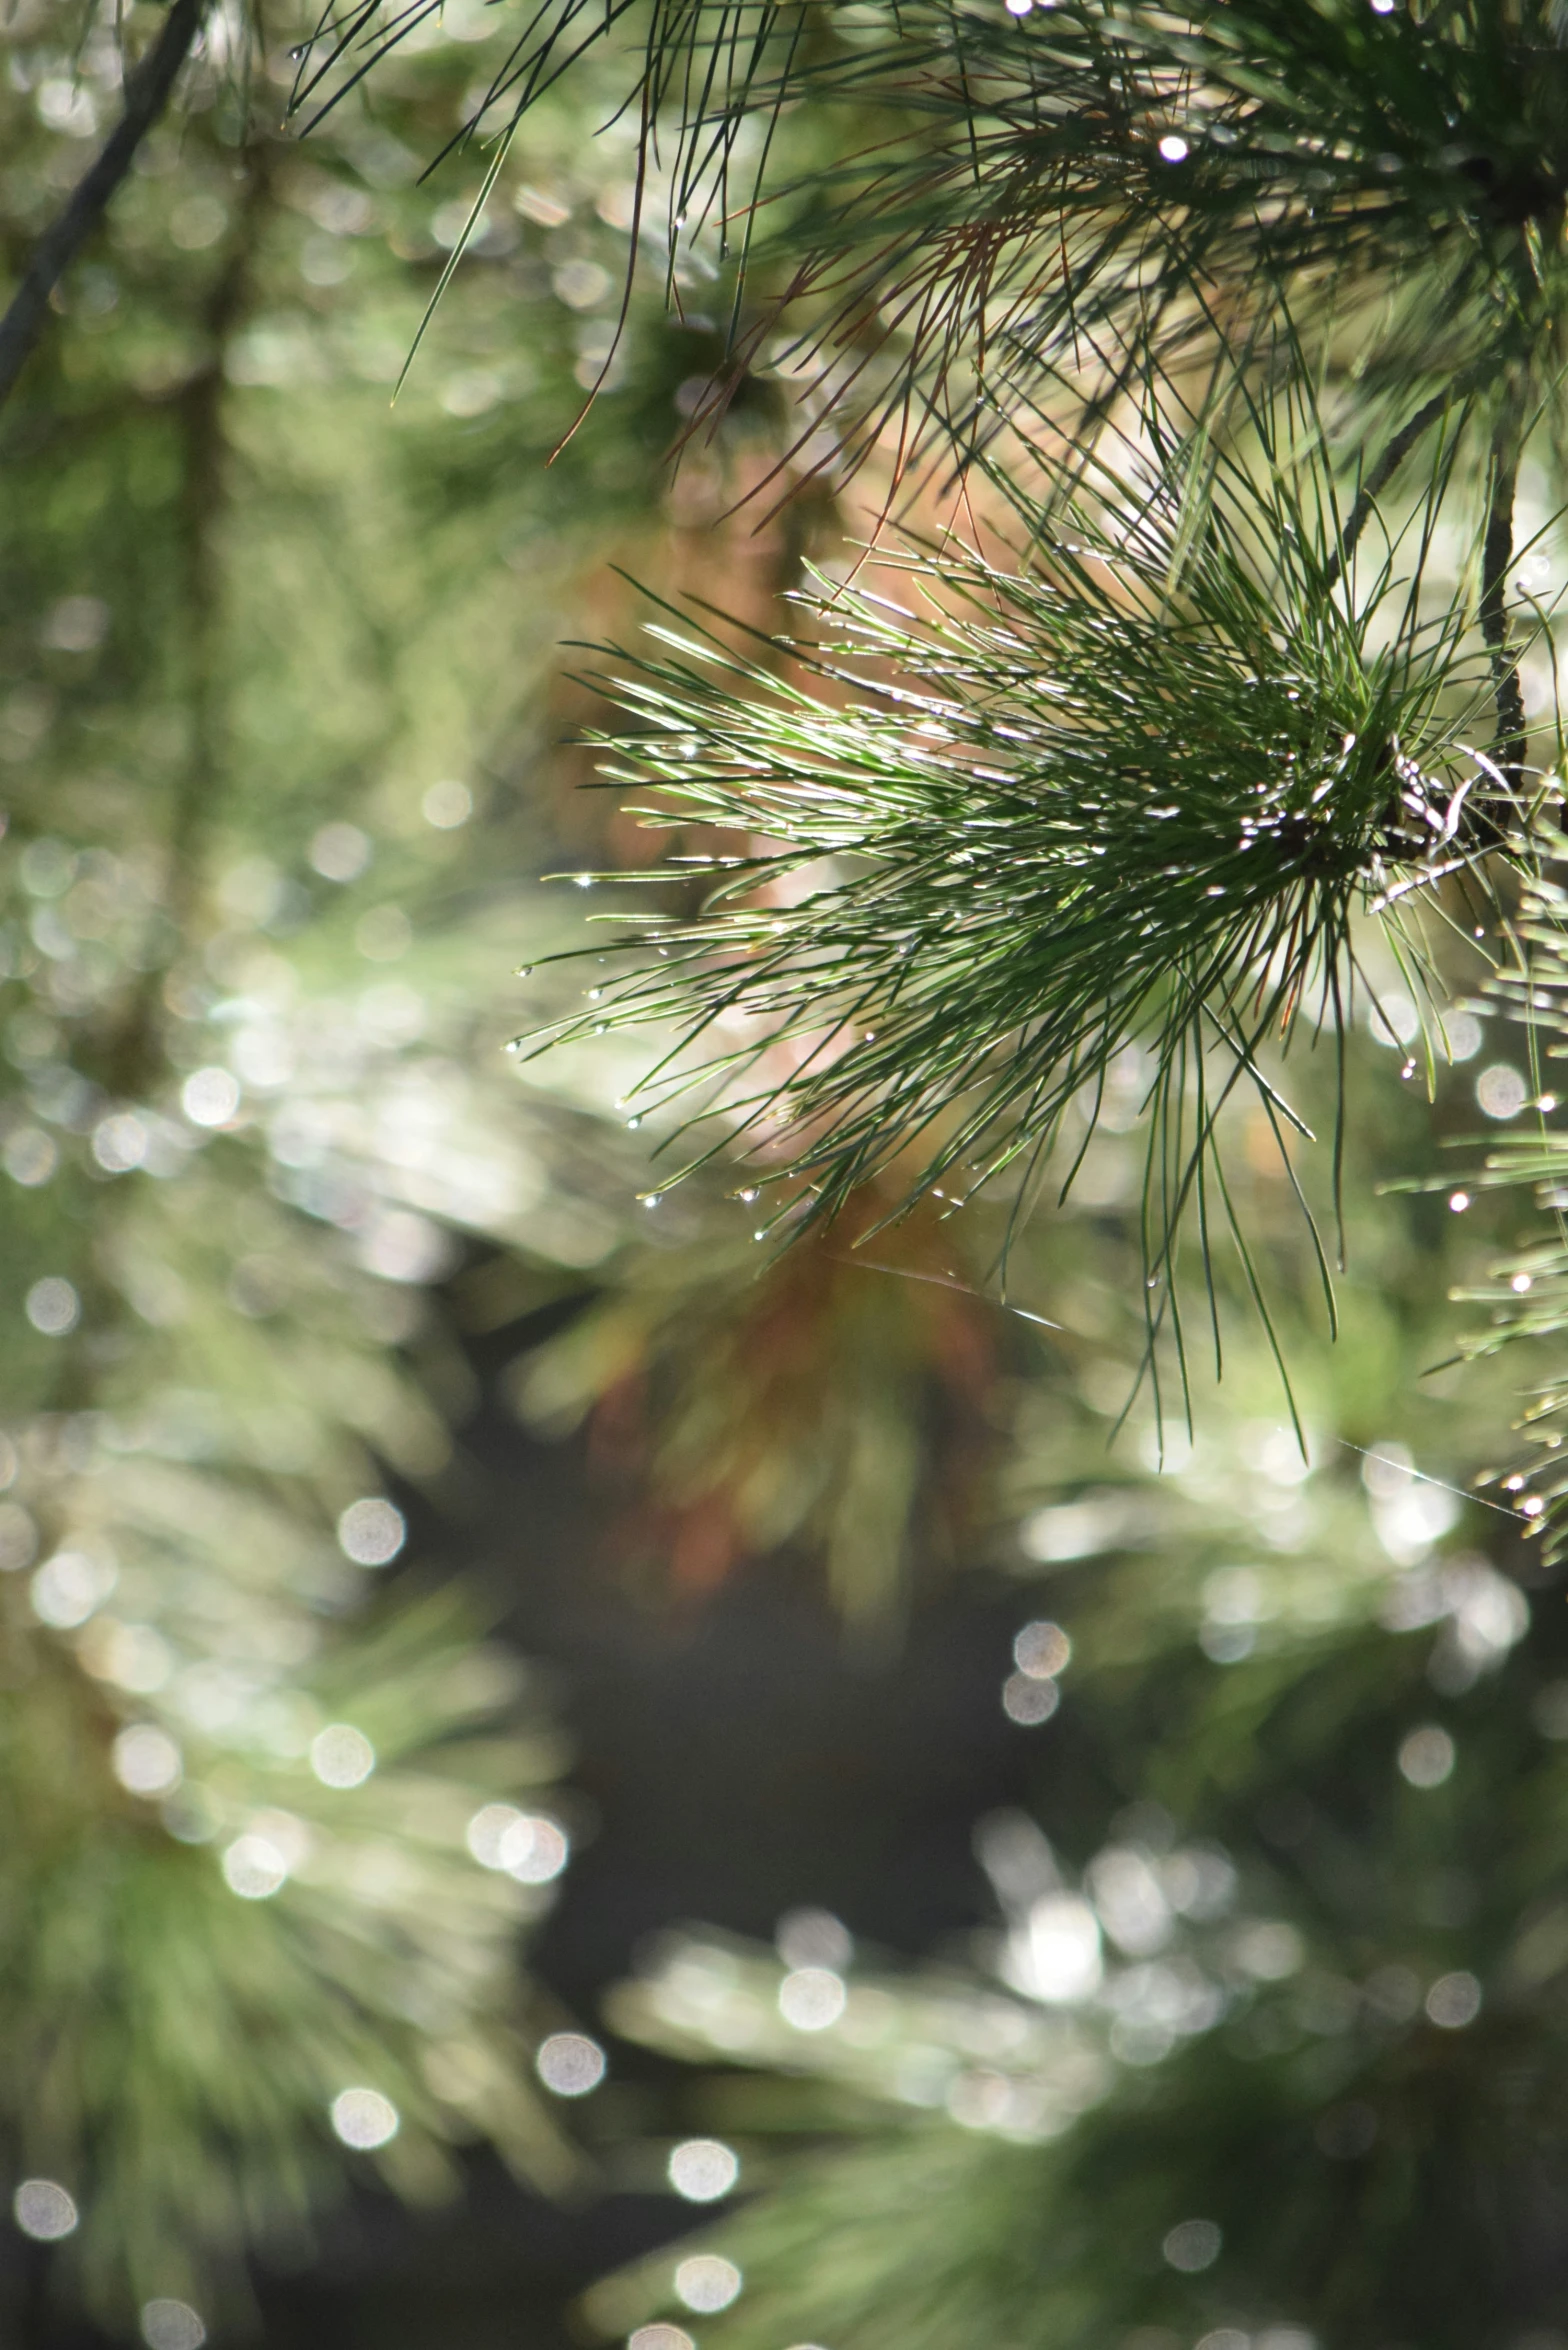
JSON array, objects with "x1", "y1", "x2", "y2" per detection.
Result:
[
  {"x1": 103, "y1": 136, "x2": 275, "y2": 1103},
  {"x1": 0, "y1": 0, "x2": 208, "y2": 416}
]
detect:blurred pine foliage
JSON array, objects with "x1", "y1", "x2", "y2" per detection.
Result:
[{"x1": 0, "y1": 0, "x2": 771, "y2": 2325}]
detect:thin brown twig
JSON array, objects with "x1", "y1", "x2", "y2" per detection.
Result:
[
  {"x1": 1480, "y1": 403, "x2": 1526, "y2": 788},
  {"x1": 1324, "y1": 359, "x2": 1491, "y2": 592}
]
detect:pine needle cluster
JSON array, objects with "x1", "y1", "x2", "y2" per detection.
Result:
[
  {"x1": 293, "y1": 0, "x2": 1568, "y2": 485},
  {"x1": 536, "y1": 385, "x2": 1536, "y2": 1377},
  {"x1": 292, "y1": 0, "x2": 1568, "y2": 1438},
  {"x1": 711, "y1": 0, "x2": 1568, "y2": 480}
]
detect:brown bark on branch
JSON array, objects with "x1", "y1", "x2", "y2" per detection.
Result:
[
  {"x1": 1325, "y1": 360, "x2": 1491, "y2": 593},
  {"x1": 1480, "y1": 408, "x2": 1526, "y2": 789}
]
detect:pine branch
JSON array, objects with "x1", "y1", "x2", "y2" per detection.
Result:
[
  {"x1": 528, "y1": 375, "x2": 1528, "y2": 1394},
  {"x1": 290, "y1": 1, "x2": 1568, "y2": 496},
  {"x1": 104, "y1": 138, "x2": 276, "y2": 1103},
  {"x1": 0, "y1": 0, "x2": 208, "y2": 419}
]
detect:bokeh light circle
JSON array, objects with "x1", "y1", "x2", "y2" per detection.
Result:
[
  {"x1": 1163, "y1": 2218, "x2": 1222, "y2": 2272},
  {"x1": 330, "y1": 2088, "x2": 400, "y2": 2148},
  {"x1": 310, "y1": 1725, "x2": 376, "y2": 1788},
  {"x1": 668, "y1": 2138, "x2": 739, "y2": 2202},
  {"x1": 1426, "y1": 1970, "x2": 1483, "y2": 2030},
  {"x1": 140, "y1": 2301, "x2": 205, "y2": 2350},
  {"x1": 112, "y1": 1724, "x2": 183, "y2": 1798},
  {"x1": 536, "y1": 2033, "x2": 606, "y2": 2096},
  {"x1": 25, "y1": 1277, "x2": 79, "y2": 1336},
  {"x1": 778, "y1": 1967, "x2": 847, "y2": 2031},
  {"x1": 13, "y1": 2179, "x2": 77, "y2": 2240},
  {"x1": 674, "y1": 2253, "x2": 743, "y2": 2312},
  {"x1": 337, "y1": 1498, "x2": 406, "y2": 1566}
]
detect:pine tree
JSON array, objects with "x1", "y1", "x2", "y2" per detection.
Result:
[{"x1": 12, "y1": 1, "x2": 1568, "y2": 2344}]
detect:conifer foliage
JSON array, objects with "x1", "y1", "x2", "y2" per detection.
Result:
[
  {"x1": 436, "y1": 0, "x2": 1568, "y2": 1452},
  {"x1": 8, "y1": 0, "x2": 1568, "y2": 2341},
  {"x1": 541, "y1": 380, "x2": 1533, "y2": 1337},
  {"x1": 0, "y1": 6, "x2": 693, "y2": 2326}
]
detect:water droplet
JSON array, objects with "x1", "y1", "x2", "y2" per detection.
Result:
[
  {"x1": 626, "y1": 1116, "x2": 642, "y2": 1129},
  {"x1": 738, "y1": 1187, "x2": 759, "y2": 1203},
  {"x1": 1400, "y1": 1057, "x2": 1416, "y2": 1080}
]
